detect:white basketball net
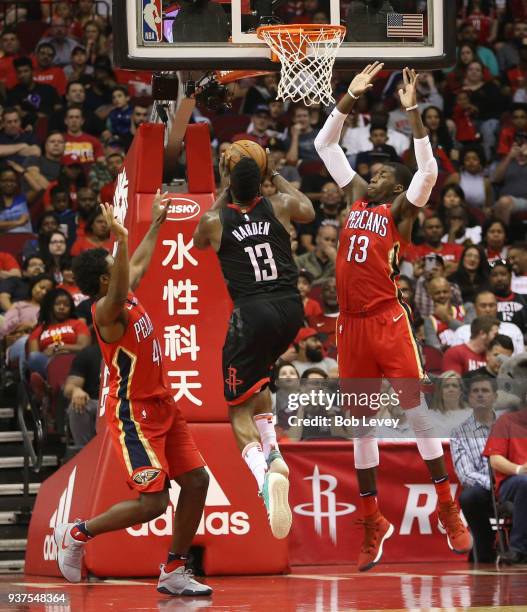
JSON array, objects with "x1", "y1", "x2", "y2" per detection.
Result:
[{"x1": 258, "y1": 26, "x2": 345, "y2": 106}]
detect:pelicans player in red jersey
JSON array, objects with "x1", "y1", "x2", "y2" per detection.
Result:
[
  {"x1": 55, "y1": 194, "x2": 212, "y2": 597},
  {"x1": 315, "y1": 64, "x2": 472, "y2": 571}
]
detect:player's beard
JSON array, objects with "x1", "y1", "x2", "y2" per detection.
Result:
[{"x1": 306, "y1": 346, "x2": 324, "y2": 362}]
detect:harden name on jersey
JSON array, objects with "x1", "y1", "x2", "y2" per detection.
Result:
[{"x1": 231, "y1": 220, "x2": 271, "y2": 242}]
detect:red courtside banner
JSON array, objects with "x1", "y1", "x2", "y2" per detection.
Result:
[
  {"x1": 25, "y1": 122, "x2": 289, "y2": 577},
  {"x1": 284, "y1": 441, "x2": 465, "y2": 565}
]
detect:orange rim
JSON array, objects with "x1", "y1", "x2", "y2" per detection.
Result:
[
  {"x1": 257, "y1": 24, "x2": 346, "y2": 62},
  {"x1": 215, "y1": 70, "x2": 274, "y2": 84}
]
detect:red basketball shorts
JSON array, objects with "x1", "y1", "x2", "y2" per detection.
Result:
[
  {"x1": 337, "y1": 300, "x2": 424, "y2": 409},
  {"x1": 105, "y1": 393, "x2": 205, "y2": 493}
]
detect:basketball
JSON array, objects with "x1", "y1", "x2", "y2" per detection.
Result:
[
  {"x1": 228, "y1": 140, "x2": 267, "y2": 175},
  {"x1": 154, "y1": 16, "x2": 161, "y2": 23}
]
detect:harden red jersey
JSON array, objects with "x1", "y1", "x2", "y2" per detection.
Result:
[
  {"x1": 336, "y1": 200, "x2": 407, "y2": 314},
  {"x1": 92, "y1": 293, "x2": 168, "y2": 400}
]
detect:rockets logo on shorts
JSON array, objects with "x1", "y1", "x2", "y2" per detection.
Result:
[
  {"x1": 142, "y1": 0, "x2": 163, "y2": 42},
  {"x1": 132, "y1": 468, "x2": 162, "y2": 485}
]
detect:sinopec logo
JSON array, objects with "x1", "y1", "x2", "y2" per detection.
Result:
[{"x1": 166, "y1": 198, "x2": 201, "y2": 221}]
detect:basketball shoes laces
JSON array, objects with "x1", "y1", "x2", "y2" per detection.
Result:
[
  {"x1": 357, "y1": 512, "x2": 395, "y2": 572},
  {"x1": 437, "y1": 500, "x2": 473, "y2": 554},
  {"x1": 157, "y1": 565, "x2": 213, "y2": 596},
  {"x1": 54, "y1": 521, "x2": 85, "y2": 582}
]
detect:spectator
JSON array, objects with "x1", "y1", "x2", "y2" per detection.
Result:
[
  {"x1": 63, "y1": 342, "x2": 102, "y2": 448},
  {"x1": 445, "y1": 42, "x2": 493, "y2": 97},
  {"x1": 396, "y1": 275, "x2": 415, "y2": 314},
  {"x1": 484, "y1": 395, "x2": 527, "y2": 564},
  {"x1": 404, "y1": 215, "x2": 463, "y2": 275},
  {"x1": 493, "y1": 142, "x2": 527, "y2": 226},
  {"x1": 482, "y1": 219, "x2": 508, "y2": 264},
  {"x1": 355, "y1": 124, "x2": 400, "y2": 178},
  {"x1": 297, "y1": 269, "x2": 322, "y2": 320},
  {"x1": 63, "y1": 105, "x2": 105, "y2": 166},
  {"x1": 436, "y1": 184, "x2": 480, "y2": 229},
  {"x1": 0, "y1": 28, "x2": 20, "y2": 89},
  {"x1": 27, "y1": 287, "x2": 90, "y2": 378},
  {"x1": 0, "y1": 168, "x2": 32, "y2": 233},
  {"x1": 75, "y1": 186, "x2": 97, "y2": 237},
  {"x1": 429, "y1": 371, "x2": 471, "y2": 436},
  {"x1": 43, "y1": 230, "x2": 69, "y2": 283},
  {"x1": 509, "y1": 242, "x2": 527, "y2": 295},
  {"x1": 32, "y1": 43, "x2": 67, "y2": 96},
  {"x1": 232, "y1": 105, "x2": 273, "y2": 148},
  {"x1": 0, "y1": 254, "x2": 45, "y2": 312},
  {"x1": 0, "y1": 107, "x2": 41, "y2": 165},
  {"x1": 442, "y1": 315, "x2": 499, "y2": 376},
  {"x1": 299, "y1": 181, "x2": 343, "y2": 252},
  {"x1": 0, "y1": 274, "x2": 54, "y2": 342},
  {"x1": 307, "y1": 277, "x2": 338, "y2": 359},
  {"x1": 450, "y1": 375, "x2": 498, "y2": 563},
  {"x1": 63, "y1": 46, "x2": 94, "y2": 84},
  {"x1": 447, "y1": 245, "x2": 489, "y2": 303},
  {"x1": 488, "y1": 259, "x2": 527, "y2": 324},
  {"x1": 0, "y1": 251, "x2": 20, "y2": 280},
  {"x1": 106, "y1": 86, "x2": 132, "y2": 138},
  {"x1": 413, "y1": 254, "x2": 463, "y2": 318},
  {"x1": 496, "y1": 103, "x2": 527, "y2": 158},
  {"x1": 7, "y1": 131, "x2": 65, "y2": 204},
  {"x1": 453, "y1": 290, "x2": 524, "y2": 355},
  {"x1": 120, "y1": 105, "x2": 148, "y2": 151},
  {"x1": 291, "y1": 327, "x2": 337, "y2": 376},
  {"x1": 497, "y1": 19, "x2": 527, "y2": 72},
  {"x1": 421, "y1": 105, "x2": 454, "y2": 155},
  {"x1": 295, "y1": 224, "x2": 337, "y2": 286},
  {"x1": 442, "y1": 206, "x2": 482, "y2": 246},
  {"x1": 81, "y1": 20, "x2": 107, "y2": 65},
  {"x1": 39, "y1": 17, "x2": 81, "y2": 67},
  {"x1": 466, "y1": 334, "x2": 514, "y2": 380},
  {"x1": 49, "y1": 185, "x2": 77, "y2": 244},
  {"x1": 240, "y1": 74, "x2": 279, "y2": 115},
  {"x1": 424, "y1": 277, "x2": 465, "y2": 350},
  {"x1": 458, "y1": 22, "x2": 499, "y2": 75},
  {"x1": 461, "y1": 0, "x2": 498, "y2": 46},
  {"x1": 57, "y1": 258, "x2": 87, "y2": 306},
  {"x1": 260, "y1": 177, "x2": 277, "y2": 198},
  {"x1": 70, "y1": 209, "x2": 111, "y2": 256},
  {"x1": 98, "y1": 152, "x2": 124, "y2": 204},
  {"x1": 448, "y1": 146, "x2": 493, "y2": 213},
  {"x1": 285, "y1": 105, "x2": 321, "y2": 165},
  {"x1": 49, "y1": 81, "x2": 104, "y2": 135}
]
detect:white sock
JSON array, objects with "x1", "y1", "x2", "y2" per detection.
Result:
[
  {"x1": 242, "y1": 442, "x2": 267, "y2": 492},
  {"x1": 253, "y1": 413, "x2": 278, "y2": 459}
]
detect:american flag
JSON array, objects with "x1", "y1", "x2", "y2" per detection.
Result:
[{"x1": 386, "y1": 13, "x2": 424, "y2": 38}]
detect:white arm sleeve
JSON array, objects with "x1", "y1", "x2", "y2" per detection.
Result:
[
  {"x1": 406, "y1": 136, "x2": 438, "y2": 208},
  {"x1": 314, "y1": 108, "x2": 356, "y2": 189}
]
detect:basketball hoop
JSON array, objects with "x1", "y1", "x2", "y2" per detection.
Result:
[{"x1": 257, "y1": 24, "x2": 346, "y2": 106}]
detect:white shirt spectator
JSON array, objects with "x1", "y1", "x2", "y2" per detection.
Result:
[
  {"x1": 341, "y1": 125, "x2": 410, "y2": 158},
  {"x1": 512, "y1": 274, "x2": 527, "y2": 295},
  {"x1": 452, "y1": 322, "x2": 524, "y2": 355},
  {"x1": 441, "y1": 226, "x2": 482, "y2": 245}
]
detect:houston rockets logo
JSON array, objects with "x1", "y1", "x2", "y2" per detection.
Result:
[{"x1": 225, "y1": 366, "x2": 243, "y2": 394}]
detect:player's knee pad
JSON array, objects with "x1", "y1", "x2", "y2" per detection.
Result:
[
  {"x1": 404, "y1": 399, "x2": 444, "y2": 461},
  {"x1": 353, "y1": 436, "x2": 379, "y2": 469}
]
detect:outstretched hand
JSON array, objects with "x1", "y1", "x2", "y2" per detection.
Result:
[
  {"x1": 219, "y1": 150, "x2": 231, "y2": 188},
  {"x1": 398, "y1": 67, "x2": 419, "y2": 109},
  {"x1": 100, "y1": 202, "x2": 128, "y2": 241},
  {"x1": 152, "y1": 188, "x2": 169, "y2": 226},
  {"x1": 348, "y1": 61, "x2": 384, "y2": 97}
]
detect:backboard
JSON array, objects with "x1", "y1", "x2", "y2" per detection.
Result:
[{"x1": 113, "y1": 0, "x2": 456, "y2": 72}]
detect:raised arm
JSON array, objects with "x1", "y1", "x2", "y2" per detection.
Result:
[
  {"x1": 314, "y1": 62, "x2": 384, "y2": 204},
  {"x1": 267, "y1": 151, "x2": 315, "y2": 224},
  {"x1": 129, "y1": 189, "x2": 168, "y2": 290},
  {"x1": 392, "y1": 68, "x2": 438, "y2": 226},
  {"x1": 94, "y1": 203, "x2": 129, "y2": 327}
]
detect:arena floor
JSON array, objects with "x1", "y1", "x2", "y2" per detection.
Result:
[{"x1": 2, "y1": 562, "x2": 527, "y2": 611}]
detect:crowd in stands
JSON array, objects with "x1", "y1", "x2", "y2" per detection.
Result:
[{"x1": 0, "y1": 0, "x2": 526, "y2": 563}]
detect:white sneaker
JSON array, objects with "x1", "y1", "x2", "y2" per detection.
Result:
[
  {"x1": 157, "y1": 564, "x2": 213, "y2": 596},
  {"x1": 53, "y1": 522, "x2": 85, "y2": 582}
]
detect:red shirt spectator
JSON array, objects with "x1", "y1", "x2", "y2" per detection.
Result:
[
  {"x1": 70, "y1": 234, "x2": 112, "y2": 256},
  {"x1": 114, "y1": 69, "x2": 153, "y2": 97},
  {"x1": 29, "y1": 318, "x2": 90, "y2": 352},
  {"x1": 483, "y1": 410, "x2": 527, "y2": 491},
  {"x1": 32, "y1": 43, "x2": 67, "y2": 96},
  {"x1": 404, "y1": 242, "x2": 464, "y2": 266},
  {"x1": 0, "y1": 252, "x2": 21, "y2": 279},
  {"x1": 0, "y1": 29, "x2": 21, "y2": 89},
  {"x1": 63, "y1": 106, "x2": 104, "y2": 166},
  {"x1": 497, "y1": 104, "x2": 527, "y2": 157},
  {"x1": 442, "y1": 343, "x2": 487, "y2": 375}
]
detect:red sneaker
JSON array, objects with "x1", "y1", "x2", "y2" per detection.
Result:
[
  {"x1": 357, "y1": 512, "x2": 394, "y2": 572},
  {"x1": 438, "y1": 500, "x2": 473, "y2": 554}
]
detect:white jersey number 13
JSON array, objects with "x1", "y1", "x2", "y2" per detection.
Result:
[{"x1": 244, "y1": 242, "x2": 278, "y2": 282}]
